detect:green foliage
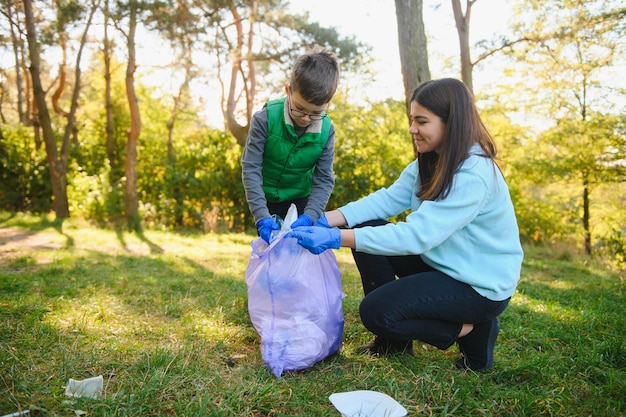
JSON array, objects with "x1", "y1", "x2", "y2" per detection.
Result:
[
  {"x1": 590, "y1": 182, "x2": 626, "y2": 269},
  {"x1": 595, "y1": 226, "x2": 626, "y2": 270},
  {"x1": 0, "y1": 125, "x2": 52, "y2": 212},
  {"x1": 508, "y1": 113, "x2": 625, "y2": 251},
  {"x1": 480, "y1": 111, "x2": 573, "y2": 245},
  {"x1": 507, "y1": 181, "x2": 574, "y2": 244},
  {"x1": 67, "y1": 163, "x2": 125, "y2": 226},
  {"x1": 76, "y1": 52, "x2": 130, "y2": 181},
  {"x1": 330, "y1": 96, "x2": 414, "y2": 210},
  {"x1": 534, "y1": 113, "x2": 625, "y2": 185},
  {"x1": 64, "y1": 57, "x2": 135, "y2": 224},
  {"x1": 66, "y1": 57, "x2": 248, "y2": 231},
  {"x1": 138, "y1": 126, "x2": 245, "y2": 231}
]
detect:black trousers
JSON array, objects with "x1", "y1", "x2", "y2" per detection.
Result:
[{"x1": 352, "y1": 220, "x2": 510, "y2": 350}]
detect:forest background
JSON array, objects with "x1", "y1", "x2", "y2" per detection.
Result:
[{"x1": 0, "y1": 0, "x2": 625, "y2": 268}]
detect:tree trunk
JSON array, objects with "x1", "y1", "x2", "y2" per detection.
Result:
[
  {"x1": 59, "y1": 0, "x2": 97, "y2": 153},
  {"x1": 395, "y1": 0, "x2": 430, "y2": 158},
  {"x1": 583, "y1": 175, "x2": 591, "y2": 256},
  {"x1": 394, "y1": 0, "x2": 431, "y2": 116},
  {"x1": 167, "y1": 38, "x2": 193, "y2": 227},
  {"x1": 451, "y1": 0, "x2": 474, "y2": 93},
  {"x1": 23, "y1": 58, "x2": 40, "y2": 148},
  {"x1": 222, "y1": 4, "x2": 252, "y2": 146},
  {"x1": 23, "y1": 0, "x2": 70, "y2": 218},
  {"x1": 103, "y1": 0, "x2": 116, "y2": 171},
  {"x1": 167, "y1": 38, "x2": 193, "y2": 162},
  {"x1": 124, "y1": 7, "x2": 141, "y2": 231},
  {"x1": 7, "y1": 3, "x2": 26, "y2": 124},
  {"x1": 51, "y1": 41, "x2": 70, "y2": 118}
]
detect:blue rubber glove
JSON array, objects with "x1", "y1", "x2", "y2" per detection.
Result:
[
  {"x1": 285, "y1": 226, "x2": 341, "y2": 254},
  {"x1": 290, "y1": 214, "x2": 313, "y2": 229},
  {"x1": 315, "y1": 213, "x2": 330, "y2": 228},
  {"x1": 257, "y1": 217, "x2": 280, "y2": 244}
]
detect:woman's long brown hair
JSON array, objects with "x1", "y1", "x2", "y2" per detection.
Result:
[{"x1": 412, "y1": 78, "x2": 497, "y2": 201}]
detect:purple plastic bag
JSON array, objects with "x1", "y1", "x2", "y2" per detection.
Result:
[{"x1": 245, "y1": 207, "x2": 344, "y2": 378}]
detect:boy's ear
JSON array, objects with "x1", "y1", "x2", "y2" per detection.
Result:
[{"x1": 284, "y1": 84, "x2": 290, "y2": 95}]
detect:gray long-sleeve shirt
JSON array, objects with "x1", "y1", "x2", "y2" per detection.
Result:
[{"x1": 241, "y1": 107, "x2": 336, "y2": 224}]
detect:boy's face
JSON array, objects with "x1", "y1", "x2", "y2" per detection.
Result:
[{"x1": 285, "y1": 85, "x2": 328, "y2": 128}]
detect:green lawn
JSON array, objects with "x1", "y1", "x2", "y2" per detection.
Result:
[{"x1": 1, "y1": 213, "x2": 624, "y2": 416}]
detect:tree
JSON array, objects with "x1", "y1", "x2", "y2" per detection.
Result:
[
  {"x1": 394, "y1": 0, "x2": 431, "y2": 114},
  {"x1": 52, "y1": 0, "x2": 100, "y2": 148},
  {"x1": 109, "y1": 0, "x2": 176, "y2": 231},
  {"x1": 1, "y1": 0, "x2": 28, "y2": 124},
  {"x1": 450, "y1": 0, "x2": 474, "y2": 91},
  {"x1": 21, "y1": 0, "x2": 99, "y2": 220},
  {"x1": 103, "y1": 0, "x2": 116, "y2": 172},
  {"x1": 193, "y1": 0, "x2": 366, "y2": 146},
  {"x1": 110, "y1": 1, "x2": 144, "y2": 231},
  {"x1": 23, "y1": 0, "x2": 70, "y2": 218},
  {"x1": 508, "y1": 0, "x2": 626, "y2": 255},
  {"x1": 449, "y1": 0, "x2": 533, "y2": 94}
]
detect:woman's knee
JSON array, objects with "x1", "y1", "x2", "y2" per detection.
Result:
[{"x1": 358, "y1": 292, "x2": 388, "y2": 332}]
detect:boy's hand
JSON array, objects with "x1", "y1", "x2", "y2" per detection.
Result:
[
  {"x1": 290, "y1": 214, "x2": 313, "y2": 229},
  {"x1": 285, "y1": 226, "x2": 341, "y2": 254},
  {"x1": 257, "y1": 217, "x2": 280, "y2": 243}
]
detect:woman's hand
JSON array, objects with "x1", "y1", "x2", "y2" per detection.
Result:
[{"x1": 286, "y1": 226, "x2": 341, "y2": 254}]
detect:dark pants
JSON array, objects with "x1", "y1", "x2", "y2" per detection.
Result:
[
  {"x1": 353, "y1": 220, "x2": 510, "y2": 350},
  {"x1": 266, "y1": 197, "x2": 308, "y2": 223}
]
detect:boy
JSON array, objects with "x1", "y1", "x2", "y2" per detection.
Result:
[{"x1": 241, "y1": 46, "x2": 340, "y2": 243}]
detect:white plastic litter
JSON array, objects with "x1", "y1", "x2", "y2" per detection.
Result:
[
  {"x1": 329, "y1": 390, "x2": 407, "y2": 417},
  {"x1": 64, "y1": 375, "x2": 103, "y2": 399},
  {"x1": 0, "y1": 411, "x2": 30, "y2": 417}
]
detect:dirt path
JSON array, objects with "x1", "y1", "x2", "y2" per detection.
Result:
[
  {"x1": 0, "y1": 226, "x2": 158, "y2": 265},
  {"x1": 0, "y1": 227, "x2": 65, "y2": 260}
]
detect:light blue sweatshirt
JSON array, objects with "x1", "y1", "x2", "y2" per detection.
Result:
[{"x1": 339, "y1": 146, "x2": 523, "y2": 301}]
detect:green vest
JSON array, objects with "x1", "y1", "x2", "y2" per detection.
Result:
[{"x1": 262, "y1": 97, "x2": 331, "y2": 202}]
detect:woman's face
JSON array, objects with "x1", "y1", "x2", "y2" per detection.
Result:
[{"x1": 409, "y1": 101, "x2": 446, "y2": 154}]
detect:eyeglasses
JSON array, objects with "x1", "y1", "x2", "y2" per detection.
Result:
[{"x1": 288, "y1": 95, "x2": 327, "y2": 121}]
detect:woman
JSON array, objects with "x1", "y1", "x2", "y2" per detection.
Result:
[{"x1": 287, "y1": 78, "x2": 524, "y2": 371}]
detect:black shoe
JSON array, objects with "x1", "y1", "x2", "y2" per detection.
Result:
[
  {"x1": 456, "y1": 318, "x2": 500, "y2": 371},
  {"x1": 356, "y1": 336, "x2": 414, "y2": 356}
]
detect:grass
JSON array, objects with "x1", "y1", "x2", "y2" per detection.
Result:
[{"x1": 0, "y1": 212, "x2": 624, "y2": 416}]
